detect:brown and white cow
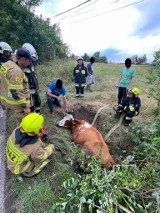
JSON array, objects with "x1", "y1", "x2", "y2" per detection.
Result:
[{"x1": 58, "y1": 114, "x2": 115, "y2": 168}]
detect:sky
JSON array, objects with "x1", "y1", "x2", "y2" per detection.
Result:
[{"x1": 34, "y1": 0, "x2": 160, "y2": 62}]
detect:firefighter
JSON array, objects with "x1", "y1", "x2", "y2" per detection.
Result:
[
  {"x1": 0, "y1": 48, "x2": 31, "y2": 123},
  {"x1": 115, "y1": 87, "x2": 141, "y2": 126},
  {"x1": 22, "y1": 43, "x2": 41, "y2": 113},
  {"x1": 73, "y1": 57, "x2": 88, "y2": 97},
  {"x1": 0, "y1": 41, "x2": 13, "y2": 64},
  {"x1": 6, "y1": 112, "x2": 54, "y2": 177}
]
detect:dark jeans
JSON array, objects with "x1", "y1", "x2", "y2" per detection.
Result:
[
  {"x1": 30, "y1": 93, "x2": 41, "y2": 113},
  {"x1": 124, "y1": 110, "x2": 135, "y2": 124},
  {"x1": 76, "y1": 86, "x2": 84, "y2": 95},
  {"x1": 118, "y1": 87, "x2": 127, "y2": 104},
  {"x1": 47, "y1": 97, "x2": 61, "y2": 113}
]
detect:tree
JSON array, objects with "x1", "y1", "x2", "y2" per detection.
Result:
[
  {"x1": 147, "y1": 50, "x2": 160, "y2": 106},
  {"x1": 83, "y1": 53, "x2": 90, "y2": 61},
  {"x1": 93, "y1": 51, "x2": 100, "y2": 62},
  {"x1": 99, "y1": 56, "x2": 108, "y2": 63},
  {"x1": 0, "y1": 0, "x2": 68, "y2": 61},
  {"x1": 137, "y1": 54, "x2": 147, "y2": 64}
]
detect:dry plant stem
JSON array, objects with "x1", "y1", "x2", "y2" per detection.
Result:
[
  {"x1": 105, "y1": 114, "x2": 125, "y2": 141},
  {"x1": 118, "y1": 204, "x2": 133, "y2": 213},
  {"x1": 91, "y1": 105, "x2": 110, "y2": 126}
]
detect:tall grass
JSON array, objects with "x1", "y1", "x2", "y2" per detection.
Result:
[{"x1": 6, "y1": 60, "x2": 159, "y2": 212}]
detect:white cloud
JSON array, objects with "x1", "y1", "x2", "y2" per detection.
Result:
[{"x1": 34, "y1": 0, "x2": 160, "y2": 61}]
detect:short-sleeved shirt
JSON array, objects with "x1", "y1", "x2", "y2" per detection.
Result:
[
  {"x1": 119, "y1": 67, "x2": 136, "y2": 88},
  {"x1": 48, "y1": 82, "x2": 66, "y2": 97},
  {"x1": 87, "y1": 63, "x2": 94, "y2": 75}
]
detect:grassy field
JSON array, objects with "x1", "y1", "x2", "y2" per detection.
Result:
[{"x1": 5, "y1": 60, "x2": 159, "y2": 213}]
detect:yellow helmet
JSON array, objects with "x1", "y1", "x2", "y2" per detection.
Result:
[
  {"x1": 129, "y1": 87, "x2": 140, "y2": 97},
  {"x1": 20, "y1": 113, "x2": 44, "y2": 136}
]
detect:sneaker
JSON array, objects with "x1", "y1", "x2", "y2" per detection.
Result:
[
  {"x1": 76, "y1": 94, "x2": 80, "y2": 97},
  {"x1": 80, "y1": 94, "x2": 84, "y2": 97}
]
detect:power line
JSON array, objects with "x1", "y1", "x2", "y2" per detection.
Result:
[
  {"x1": 68, "y1": 0, "x2": 144, "y2": 24},
  {"x1": 56, "y1": 0, "x2": 99, "y2": 21},
  {"x1": 51, "y1": 0, "x2": 91, "y2": 18},
  {"x1": 60, "y1": 0, "x2": 122, "y2": 20}
]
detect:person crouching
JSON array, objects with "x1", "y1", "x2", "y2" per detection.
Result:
[
  {"x1": 116, "y1": 87, "x2": 141, "y2": 126},
  {"x1": 6, "y1": 113, "x2": 54, "y2": 177}
]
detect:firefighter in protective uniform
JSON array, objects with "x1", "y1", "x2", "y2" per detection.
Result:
[
  {"x1": 115, "y1": 87, "x2": 141, "y2": 126},
  {"x1": 0, "y1": 42, "x2": 13, "y2": 110},
  {"x1": 0, "y1": 41, "x2": 13, "y2": 64},
  {"x1": 0, "y1": 48, "x2": 31, "y2": 123},
  {"x1": 6, "y1": 112, "x2": 54, "y2": 177},
  {"x1": 73, "y1": 57, "x2": 88, "y2": 97},
  {"x1": 22, "y1": 43, "x2": 41, "y2": 113}
]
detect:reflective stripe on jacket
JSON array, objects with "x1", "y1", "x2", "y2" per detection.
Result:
[
  {"x1": 0, "y1": 61, "x2": 30, "y2": 110},
  {"x1": 6, "y1": 128, "x2": 54, "y2": 175},
  {"x1": 73, "y1": 64, "x2": 88, "y2": 85}
]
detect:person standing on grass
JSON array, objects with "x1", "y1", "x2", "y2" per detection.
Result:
[
  {"x1": 117, "y1": 58, "x2": 136, "y2": 104},
  {"x1": 46, "y1": 79, "x2": 68, "y2": 114},
  {"x1": 87, "y1": 57, "x2": 95, "y2": 92},
  {"x1": 73, "y1": 57, "x2": 88, "y2": 97},
  {"x1": 0, "y1": 48, "x2": 31, "y2": 124}
]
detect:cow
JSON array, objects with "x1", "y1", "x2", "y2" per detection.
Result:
[{"x1": 58, "y1": 114, "x2": 115, "y2": 168}]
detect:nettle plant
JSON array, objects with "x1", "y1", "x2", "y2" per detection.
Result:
[{"x1": 52, "y1": 129, "x2": 160, "y2": 213}]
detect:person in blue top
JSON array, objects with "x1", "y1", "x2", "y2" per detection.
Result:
[
  {"x1": 117, "y1": 58, "x2": 136, "y2": 104},
  {"x1": 73, "y1": 57, "x2": 88, "y2": 97},
  {"x1": 46, "y1": 79, "x2": 68, "y2": 114},
  {"x1": 116, "y1": 87, "x2": 141, "y2": 126},
  {"x1": 87, "y1": 57, "x2": 95, "y2": 92}
]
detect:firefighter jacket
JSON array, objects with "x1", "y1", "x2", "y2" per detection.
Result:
[
  {"x1": 121, "y1": 96, "x2": 141, "y2": 112},
  {"x1": 0, "y1": 60, "x2": 30, "y2": 110},
  {"x1": 6, "y1": 127, "x2": 54, "y2": 175},
  {"x1": 23, "y1": 64, "x2": 39, "y2": 95},
  {"x1": 73, "y1": 64, "x2": 88, "y2": 85}
]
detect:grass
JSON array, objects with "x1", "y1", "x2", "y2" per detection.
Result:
[{"x1": 5, "y1": 59, "x2": 159, "y2": 212}]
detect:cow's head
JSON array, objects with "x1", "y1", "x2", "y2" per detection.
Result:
[{"x1": 57, "y1": 113, "x2": 74, "y2": 127}]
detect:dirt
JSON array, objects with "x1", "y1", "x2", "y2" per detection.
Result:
[
  {"x1": 4, "y1": 103, "x2": 134, "y2": 212},
  {"x1": 70, "y1": 103, "x2": 134, "y2": 162}
]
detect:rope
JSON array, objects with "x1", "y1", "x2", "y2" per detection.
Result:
[
  {"x1": 91, "y1": 105, "x2": 110, "y2": 126},
  {"x1": 105, "y1": 114, "x2": 125, "y2": 141}
]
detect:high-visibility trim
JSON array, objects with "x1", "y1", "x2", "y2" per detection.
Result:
[
  {"x1": 30, "y1": 89, "x2": 36, "y2": 94},
  {"x1": 42, "y1": 146, "x2": 53, "y2": 161},
  {"x1": 42, "y1": 151, "x2": 48, "y2": 161},
  {"x1": 34, "y1": 159, "x2": 50, "y2": 174},
  {"x1": 21, "y1": 161, "x2": 32, "y2": 173},
  {"x1": 0, "y1": 95, "x2": 30, "y2": 105},
  {"x1": 6, "y1": 137, "x2": 29, "y2": 174},
  {"x1": 125, "y1": 116, "x2": 132, "y2": 120},
  {"x1": 8, "y1": 84, "x2": 23, "y2": 90},
  {"x1": 45, "y1": 146, "x2": 53, "y2": 156}
]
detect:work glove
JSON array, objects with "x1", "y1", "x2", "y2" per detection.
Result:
[{"x1": 116, "y1": 105, "x2": 123, "y2": 115}]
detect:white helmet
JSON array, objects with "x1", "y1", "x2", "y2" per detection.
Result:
[
  {"x1": 77, "y1": 56, "x2": 83, "y2": 61},
  {"x1": 0, "y1": 42, "x2": 12, "y2": 54},
  {"x1": 22, "y1": 43, "x2": 38, "y2": 61}
]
